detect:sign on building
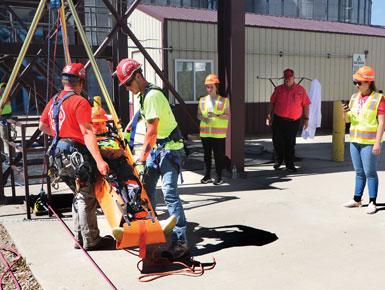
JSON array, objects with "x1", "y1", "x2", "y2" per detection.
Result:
[{"x1": 352, "y1": 54, "x2": 365, "y2": 76}]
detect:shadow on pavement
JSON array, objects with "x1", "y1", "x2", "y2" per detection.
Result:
[{"x1": 187, "y1": 223, "x2": 278, "y2": 257}]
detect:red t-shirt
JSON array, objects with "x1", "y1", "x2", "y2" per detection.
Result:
[
  {"x1": 356, "y1": 93, "x2": 385, "y2": 116},
  {"x1": 270, "y1": 83, "x2": 311, "y2": 120},
  {"x1": 40, "y1": 91, "x2": 92, "y2": 144}
]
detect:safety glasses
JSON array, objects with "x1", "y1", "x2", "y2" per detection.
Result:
[
  {"x1": 125, "y1": 73, "x2": 137, "y2": 88},
  {"x1": 353, "y1": 81, "x2": 362, "y2": 86}
]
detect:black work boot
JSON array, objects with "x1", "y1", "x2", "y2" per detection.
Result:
[{"x1": 201, "y1": 175, "x2": 212, "y2": 184}]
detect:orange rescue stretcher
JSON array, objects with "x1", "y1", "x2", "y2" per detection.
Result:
[
  {"x1": 93, "y1": 130, "x2": 166, "y2": 253},
  {"x1": 94, "y1": 174, "x2": 165, "y2": 249}
]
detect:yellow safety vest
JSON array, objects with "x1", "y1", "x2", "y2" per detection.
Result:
[
  {"x1": 199, "y1": 95, "x2": 229, "y2": 138},
  {"x1": 348, "y1": 91, "x2": 383, "y2": 145},
  {"x1": 1, "y1": 104, "x2": 12, "y2": 115},
  {"x1": 96, "y1": 135, "x2": 122, "y2": 151}
]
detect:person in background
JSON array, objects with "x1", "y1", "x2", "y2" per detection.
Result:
[
  {"x1": 266, "y1": 68, "x2": 311, "y2": 172},
  {"x1": 197, "y1": 74, "x2": 230, "y2": 185},
  {"x1": 341, "y1": 66, "x2": 385, "y2": 214}
]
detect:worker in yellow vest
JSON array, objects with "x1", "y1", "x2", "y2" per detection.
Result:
[
  {"x1": 0, "y1": 82, "x2": 13, "y2": 157},
  {"x1": 197, "y1": 74, "x2": 230, "y2": 185},
  {"x1": 341, "y1": 66, "x2": 385, "y2": 215}
]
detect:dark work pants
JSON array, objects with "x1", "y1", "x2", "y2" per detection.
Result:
[
  {"x1": 272, "y1": 114, "x2": 300, "y2": 168},
  {"x1": 201, "y1": 137, "x2": 225, "y2": 178}
]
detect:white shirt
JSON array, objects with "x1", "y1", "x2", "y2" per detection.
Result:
[{"x1": 302, "y1": 79, "x2": 322, "y2": 139}]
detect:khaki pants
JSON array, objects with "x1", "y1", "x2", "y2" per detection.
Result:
[{"x1": 55, "y1": 146, "x2": 100, "y2": 248}]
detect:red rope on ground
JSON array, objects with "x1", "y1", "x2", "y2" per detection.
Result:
[
  {"x1": 124, "y1": 243, "x2": 216, "y2": 282},
  {"x1": 0, "y1": 246, "x2": 22, "y2": 290},
  {"x1": 46, "y1": 204, "x2": 118, "y2": 290}
]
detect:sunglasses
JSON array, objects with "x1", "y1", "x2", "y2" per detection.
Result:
[
  {"x1": 125, "y1": 73, "x2": 137, "y2": 88},
  {"x1": 353, "y1": 81, "x2": 363, "y2": 86}
]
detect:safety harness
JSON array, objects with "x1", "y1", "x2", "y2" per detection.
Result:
[
  {"x1": 49, "y1": 91, "x2": 76, "y2": 157},
  {"x1": 47, "y1": 91, "x2": 94, "y2": 191},
  {"x1": 130, "y1": 84, "x2": 184, "y2": 183}
]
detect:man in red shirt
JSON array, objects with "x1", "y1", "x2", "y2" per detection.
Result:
[
  {"x1": 266, "y1": 69, "x2": 311, "y2": 172},
  {"x1": 39, "y1": 63, "x2": 113, "y2": 251}
]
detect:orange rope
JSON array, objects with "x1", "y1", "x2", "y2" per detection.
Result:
[{"x1": 124, "y1": 244, "x2": 216, "y2": 282}]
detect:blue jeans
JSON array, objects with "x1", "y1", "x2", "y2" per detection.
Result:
[
  {"x1": 350, "y1": 142, "x2": 380, "y2": 199},
  {"x1": 144, "y1": 148, "x2": 187, "y2": 242}
]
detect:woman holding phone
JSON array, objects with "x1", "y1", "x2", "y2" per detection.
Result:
[{"x1": 342, "y1": 66, "x2": 385, "y2": 214}]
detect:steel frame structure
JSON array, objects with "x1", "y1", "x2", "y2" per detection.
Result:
[{"x1": 0, "y1": 0, "x2": 246, "y2": 213}]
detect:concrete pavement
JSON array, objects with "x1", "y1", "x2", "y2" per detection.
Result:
[{"x1": 1, "y1": 134, "x2": 385, "y2": 290}]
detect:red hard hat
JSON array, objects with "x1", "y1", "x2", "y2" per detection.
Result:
[
  {"x1": 62, "y1": 63, "x2": 86, "y2": 80},
  {"x1": 115, "y1": 58, "x2": 142, "y2": 86},
  {"x1": 91, "y1": 106, "x2": 108, "y2": 122},
  {"x1": 205, "y1": 74, "x2": 220, "y2": 85}
]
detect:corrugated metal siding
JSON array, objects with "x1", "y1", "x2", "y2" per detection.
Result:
[
  {"x1": 164, "y1": 19, "x2": 385, "y2": 135},
  {"x1": 128, "y1": 10, "x2": 385, "y2": 134},
  {"x1": 167, "y1": 20, "x2": 218, "y2": 102},
  {"x1": 128, "y1": 10, "x2": 163, "y2": 86},
  {"x1": 246, "y1": 27, "x2": 385, "y2": 103}
]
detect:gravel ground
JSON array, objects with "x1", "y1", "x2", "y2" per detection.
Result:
[{"x1": 0, "y1": 224, "x2": 42, "y2": 290}]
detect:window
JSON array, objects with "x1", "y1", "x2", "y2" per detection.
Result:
[{"x1": 175, "y1": 59, "x2": 213, "y2": 103}]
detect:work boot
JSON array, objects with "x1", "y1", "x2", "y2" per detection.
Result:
[
  {"x1": 163, "y1": 240, "x2": 190, "y2": 259},
  {"x1": 112, "y1": 227, "x2": 124, "y2": 242},
  {"x1": 159, "y1": 215, "x2": 177, "y2": 235},
  {"x1": 74, "y1": 241, "x2": 83, "y2": 250},
  {"x1": 213, "y1": 176, "x2": 223, "y2": 185},
  {"x1": 83, "y1": 235, "x2": 115, "y2": 251},
  {"x1": 285, "y1": 166, "x2": 297, "y2": 172},
  {"x1": 201, "y1": 175, "x2": 212, "y2": 184},
  {"x1": 273, "y1": 161, "x2": 282, "y2": 170}
]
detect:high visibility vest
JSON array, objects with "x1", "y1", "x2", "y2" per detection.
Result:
[
  {"x1": 1, "y1": 104, "x2": 11, "y2": 115},
  {"x1": 97, "y1": 135, "x2": 122, "y2": 151},
  {"x1": 348, "y1": 91, "x2": 383, "y2": 145},
  {"x1": 199, "y1": 95, "x2": 229, "y2": 138}
]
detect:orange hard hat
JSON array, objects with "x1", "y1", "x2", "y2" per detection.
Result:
[
  {"x1": 91, "y1": 106, "x2": 108, "y2": 122},
  {"x1": 205, "y1": 74, "x2": 220, "y2": 85},
  {"x1": 115, "y1": 58, "x2": 142, "y2": 86},
  {"x1": 353, "y1": 66, "x2": 375, "y2": 82}
]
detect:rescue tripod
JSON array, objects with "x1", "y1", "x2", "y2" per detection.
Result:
[
  {"x1": 0, "y1": 0, "x2": 216, "y2": 284},
  {"x1": 0, "y1": 0, "x2": 165, "y2": 252}
]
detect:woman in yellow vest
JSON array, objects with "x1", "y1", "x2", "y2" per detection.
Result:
[
  {"x1": 341, "y1": 66, "x2": 385, "y2": 214},
  {"x1": 197, "y1": 74, "x2": 230, "y2": 185},
  {"x1": 0, "y1": 82, "x2": 12, "y2": 156}
]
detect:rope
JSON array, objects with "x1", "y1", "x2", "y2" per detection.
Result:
[
  {"x1": 49, "y1": 15, "x2": 60, "y2": 100},
  {"x1": 0, "y1": 246, "x2": 22, "y2": 290},
  {"x1": 124, "y1": 244, "x2": 216, "y2": 282},
  {"x1": 45, "y1": 5, "x2": 52, "y2": 106},
  {"x1": 59, "y1": 5, "x2": 71, "y2": 64},
  {"x1": 45, "y1": 202, "x2": 118, "y2": 290}
]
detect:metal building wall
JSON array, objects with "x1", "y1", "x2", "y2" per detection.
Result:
[
  {"x1": 166, "y1": 20, "x2": 218, "y2": 99},
  {"x1": 135, "y1": 0, "x2": 372, "y2": 25},
  {"x1": 127, "y1": 9, "x2": 163, "y2": 85},
  {"x1": 127, "y1": 10, "x2": 385, "y2": 134},
  {"x1": 245, "y1": 27, "x2": 385, "y2": 104}
]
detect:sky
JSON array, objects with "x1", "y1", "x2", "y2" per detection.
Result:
[{"x1": 371, "y1": 0, "x2": 385, "y2": 25}]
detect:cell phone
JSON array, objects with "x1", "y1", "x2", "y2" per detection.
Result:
[{"x1": 341, "y1": 100, "x2": 348, "y2": 106}]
